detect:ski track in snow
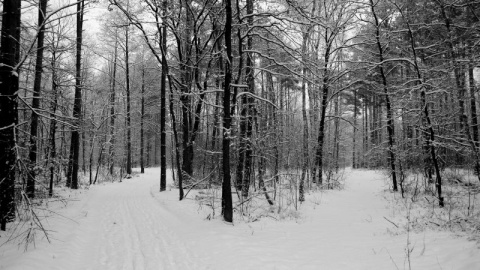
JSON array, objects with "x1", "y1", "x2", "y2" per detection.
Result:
[
  {"x1": 1, "y1": 170, "x2": 200, "y2": 270},
  {"x1": 66, "y1": 173, "x2": 199, "y2": 270},
  {"x1": 1, "y1": 168, "x2": 480, "y2": 270}
]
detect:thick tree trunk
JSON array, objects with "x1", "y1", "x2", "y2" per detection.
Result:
[
  {"x1": 0, "y1": 0, "x2": 21, "y2": 231},
  {"x1": 27, "y1": 0, "x2": 48, "y2": 198}
]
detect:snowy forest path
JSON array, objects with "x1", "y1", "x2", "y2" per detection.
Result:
[{"x1": 51, "y1": 170, "x2": 201, "y2": 270}]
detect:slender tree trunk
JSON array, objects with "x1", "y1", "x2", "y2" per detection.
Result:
[
  {"x1": 467, "y1": 14, "x2": 480, "y2": 169},
  {"x1": 300, "y1": 58, "x2": 309, "y2": 200},
  {"x1": 370, "y1": 0, "x2": 398, "y2": 191},
  {"x1": 146, "y1": 132, "x2": 151, "y2": 167},
  {"x1": 48, "y1": 52, "x2": 58, "y2": 197},
  {"x1": 0, "y1": 0, "x2": 21, "y2": 231},
  {"x1": 67, "y1": 0, "x2": 84, "y2": 189},
  {"x1": 125, "y1": 26, "x2": 132, "y2": 176},
  {"x1": 333, "y1": 94, "x2": 340, "y2": 175},
  {"x1": 178, "y1": 0, "x2": 194, "y2": 181},
  {"x1": 257, "y1": 111, "x2": 274, "y2": 206},
  {"x1": 222, "y1": 0, "x2": 233, "y2": 222},
  {"x1": 242, "y1": 83, "x2": 254, "y2": 198},
  {"x1": 313, "y1": 42, "x2": 332, "y2": 186},
  {"x1": 235, "y1": 0, "x2": 255, "y2": 199},
  {"x1": 352, "y1": 89, "x2": 357, "y2": 169},
  {"x1": 300, "y1": 4, "x2": 315, "y2": 199},
  {"x1": 93, "y1": 145, "x2": 104, "y2": 185},
  {"x1": 109, "y1": 38, "x2": 118, "y2": 176},
  {"x1": 157, "y1": 19, "x2": 182, "y2": 198},
  {"x1": 363, "y1": 98, "x2": 368, "y2": 168},
  {"x1": 210, "y1": 19, "x2": 223, "y2": 181},
  {"x1": 89, "y1": 133, "x2": 95, "y2": 185},
  {"x1": 26, "y1": 0, "x2": 48, "y2": 198},
  {"x1": 160, "y1": 0, "x2": 168, "y2": 191},
  {"x1": 469, "y1": 56, "x2": 480, "y2": 176},
  {"x1": 168, "y1": 78, "x2": 184, "y2": 199},
  {"x1": 140, "y1": 64, "x2": 145, "y2": 174},
  {"x1": 82, "y1": 121, "x2": 86, "y2": 173}
]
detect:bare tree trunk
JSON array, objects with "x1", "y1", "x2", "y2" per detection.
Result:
[
  {"x1": 0, "y1": 0, "x2": 21, "y2": 231},
  {"x1": 300, "y1": 32, "x2": 310, "y2": 201},
  {"x1": 370, "y1": 0, "x2": 398, "y2": 191},
  {"x1": 160, "y1": 0, "x2": 168, "y2": 191},
  {"x1": 48, "y1": 51, "x2": 59, "y2": 197},
  {"x1": 88, "y1": 132, "x2": 95, "y2": 185},
  {"x1": 352, "y1": 89, "x2": 357, "y2": 169},
  {"x1": 93, "y1": 145, "x2": 104, "y2": 185},
  {"x1": 299, "y1": 0, "x2": 315, "y2": 201},
  {"x1": 469, "y1": 56, "x2": 480, "y2": 176},
  {"x1": 168, "y1": 79, "x2": 183, "y2": 199},
  {"x1": 333, "y1": 94, "x2": 340, "y2": 175},
  {"x1": 26, "y1": 0, "x2": 48, "y2": 198},
  {"x1": 313, "y1": 44, "x2": 332, "y2": 186},
  {"x1": 178, "y1": 0, "x2": 195, "y2": 181},
  {"x1": 235, "y1": 0, "x2": 255, "y2": 198},
  {"x1": 140, "y1": 63, "x2": 145, "y2": 174},
  {"x1": 82, "y1": 119, "x2": 86, "y2": 174},
  {"x1": 109, "y1": 37, "x2": 118, "y2": 176},
  {"x1": 222, "y1": 0, "x2": 233, "y2": 222},
  {"x1": 363, "y1": 98, "x2": 368, "y2": 168},
  {"x1": 67, "y1": 0, "x2": 84, "y2": 189},
  {"x1": 125, "y1": 26, "x2": 132, "y2": 176}
]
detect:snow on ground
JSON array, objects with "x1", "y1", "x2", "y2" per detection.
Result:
[{"x1": 1, "y1": 168, "x2": 480, "y2": 270}]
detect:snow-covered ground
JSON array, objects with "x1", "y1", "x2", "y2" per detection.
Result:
[{"x1": 1, "y1": 168, "x2": 479, "y2": 269}]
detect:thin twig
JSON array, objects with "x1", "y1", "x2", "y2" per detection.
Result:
[{"x1": 384, "y1": 216, "x2": 399, "y2": 228}]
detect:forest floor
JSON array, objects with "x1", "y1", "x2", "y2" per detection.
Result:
[{"x1": 1, "y1": 168, "x2": 480, "y2": 269}]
